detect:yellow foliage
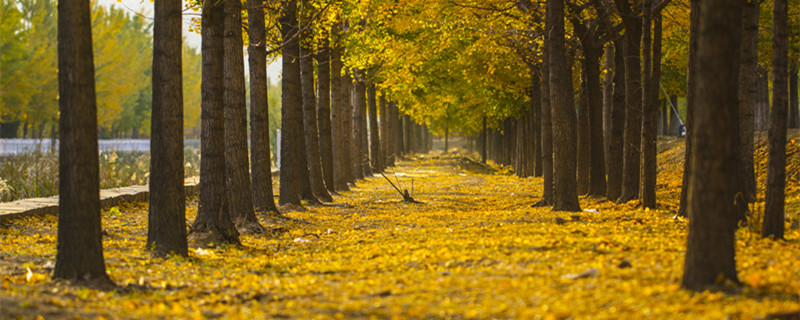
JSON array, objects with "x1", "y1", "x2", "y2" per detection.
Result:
[{"x1": 1, "y1": 147, "x2": 799, "y2": 319}]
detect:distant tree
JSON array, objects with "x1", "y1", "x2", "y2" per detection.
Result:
[
  {"x1": 762, "y1": 0, "x2": 788, "y2": 239},
  {"x1": 681, "y1": 0, "x2": 743, "y2": 290},
  {"x1": 147, "y1": 0, "x2": 188, "y2": 257},
  {"x1": 190, "y1": 0, "x2": 240, "y2": 246},
  {"x1": 53, "y1": 0, "x2": 113, "y2": 287},
  {"x1": 548, "y1": 0, "x2": 580, "y2": 212},
  {"x1": 535, "y1": 43, "x2": 554, "y2": 207},
  {"x1": 330, "y1": 33, "x2": 351, "y2": 191},
  {"x1": 247, "y1": 0, "x2": 280, "y2": 213},
  {"x1": 317, "y1": 36, "x2": 337, "y2": 194},
  {"x1": 368, "y1": 84, "x2": 383, "y2": 172}
]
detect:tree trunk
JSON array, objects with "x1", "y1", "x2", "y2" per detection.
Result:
[
  {"x1": 606, "y1": 39, "x2": 626, "y2": 201},
  {"x1": 224, "y1": 0, "x2": 262, "y2": 232},
  {"x1": 603, "y1": 44, "x2": 614, "y2": 175},
  {"x1": 538, "y1": 45, "x2": 555, "y2": 206},
  {"x1": 278, "y1": 0, "x2": 305, "y2": 206},
  {"x1": 789, "y1": 68, "x2": 799, "y2": 129},
  {"x1": 669, "y1": 95, "x2": 680, "y2": 136},
  {"x1": 317, "y1": 37, "x2": 336, "y2": 194},
  {"x1": 762, "y1": 0, "x2": 788, "y2": 239},
  {"x1": 148, "y1": 0, "x2": 188, "y2": 257},
  {"x1": 681, "y1": 0, "x2": 742, "y2": 290},
  {"x1": 191, "y1": 0, "x2": 239, "y2": 246},
  {"x1": 678, "y1": 0, "x2": 700, "y2": 218},
  {"x1": 481, "y1": 116, "x2": 488, "y2": 163},
  {"x1": 617, "y1": 3, "x2": 643, "y2": 203},
  {"x1": 299, "y1": 4, "x2": 332, "y2": 203},
  {"x1": 640, "y1": 7, "x2": 660, "y2": 209},
  {"x1": 247, "y1": 0, "x2": 279, "y2": 213},
  {"x1": 54, "y1": 0, "x2": 112, "y2": 286},
  {"x1": 330, "y1": 40, "x2": 350, "y2": 191},
  {"x1": 352, "y1": 70, "x2": 368, "y2": 179},
  {"x1": 368, "y1": 84, "x2": 382, "y2": 172},
  {"x1": 391, "y1": 101, "x2": 402, "y2": 163},
  {"x1": 548, "y1": 0, "x2": 580, "y2": 212},
  {"x1": 585, "y1": 48, "x2": 606, "y2": 197},
  {"x1": 342, "y1": 72, "x2": 356, "y2": 183},
  {"x1": 756, "y1": 66, "x2": 770, "y2": 132},
  {"x1": 380, "y1": 93, "x2": 391, "y2": 166},
  {"x1": 532, "y1": 69, "x2": 543, "y2": 177},
  {"x1": 738, "y1": 0, "x2": 760, "y2": 205},
  {"x1": 577, "y1": 69, "x2": 590, "y2": 195}
]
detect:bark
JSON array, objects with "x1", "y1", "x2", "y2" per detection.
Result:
[
  {"x1": 603, "y1": 44, "x2": 614, "y2": 170},
  {"x1": 533, "y1": 69, "x2": 543, "y2": 177},
  {"x1": 762, "y1": 0, "x2": 788, "y2": 239},
  {"x1": 391, "y1": 101, "x2": 402, "y2": 163},
  {"x1": 278, "y1": 0, "x2": 305, "y2": 206},
  {"x1": 581, "y1": 43, "x2": 606, "y2": 197},
  {"x1": 148, "y1": 0, "x2": 188, "y2": 257},
  {"x1": 669, "y1": 95, "x2": 680, "y2": 136},
  {"x1": 615, "y1": 0, "x2": 643, "y2": 203},
  {"x1": 681, "y1": 0, "x2": 742, "y2": 290},
  {"x1": 738, "y1": 0, "x2": 759, "y2": 204},
  {"x1": 299, "y1": 5, "x2": 332, "y2": 203},
  {"x1": 790, "y1": 68, "x2": 799, "y2": 129},
  {"x1": 678, "y1": 0, "x2": 700, "y2": 218},
  {"x1": 54, "y1": 0, "x2": 112, "y2": 286},
  {"x1": 379, "y1": 93, "x2": 390, "y2": 166},
  {"x1": 352, "y1": 71, "x2": 368, "y2": 179},
  {"x1": 756, "y1": 66, "x2": 770, "y2": 131},
  {"x1": 248, "y1": 0, "x2": 279, "y2": 212},
  {"x1": 640, "y1": 8, "x2": 660, "y2": 209},
  {"x1": 224, "y1": 0, "x2": 262, "y2": 232},
  {"x1": 538, "y1": 45, "x2": 555, "y2": 205},
  {"x1": 368, "y1": 84, "x2": 382, "y2": 172},
  {"x1": 342, "y1": 72, "x2": 355, "y2": 183},
  {"x1": 577, "y1": 70, "x2": 590, "y2": 195},
  {"x1": 548, "y1": 0, "x2": 580, "y2": 212},
  {"x1": 606, "y1": 39, "x2": 626, "y2": 201},
  {"x1": 191, "y1": 0, "x2": 239, "y2": 245},
  {"x1": 330, "y1": 41, "x2": 350, "y2": 191},
  {"x1": 317, "y1": 37, "x2": 336, "y2": 194}
]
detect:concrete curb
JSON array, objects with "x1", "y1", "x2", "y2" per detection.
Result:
[{"x1": 0, "y1": 176, "x2": 200, "y2": 223}]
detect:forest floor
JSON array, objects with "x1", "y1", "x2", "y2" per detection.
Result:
[{"x1": 1, "y1": 135, "x2": 800, "y2": 319}]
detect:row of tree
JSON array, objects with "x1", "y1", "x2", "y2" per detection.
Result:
[{"x1": 0, "y1": 0, "x2": 202, "y2": 139}]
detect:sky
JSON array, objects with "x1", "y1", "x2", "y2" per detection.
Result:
[{"x1": 96, "y1": 0, "x2": 282, "y2": 83}]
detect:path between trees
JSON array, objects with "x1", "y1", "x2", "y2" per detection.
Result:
[{"x1": 1, "y1": 151, "x2": 799, "y2": 319}]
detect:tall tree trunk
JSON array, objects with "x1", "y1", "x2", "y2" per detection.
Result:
[
  {"x1": 603, "y1": 44, "x2": 614, "y2": 177},
  {"x1": 762, "y1": 0, "x2": 788, "y2": 239},
  {"x1": 537, "y1": 45, "x2": 555, "y2": 206},
  {"x1": 738, "y1": 0, "x2": 759, "y2": 205},
  {"x1": 380, "y1": 93, "x2": 391, "y2": 166},
  {"x1": 352, "y1": 70, "x2": 367, "y2": 179},
  {"x1": 191, "y1": 0, "x2": 239, "y2": 246},
  {"x1": 278, "y1": 0, "x2": 305, "y2": 206},
  {"x1": 330, "y1": 40, "x2": 350, "y2": 191},
  {"x1": 299, "y1": 3, "x2": 332, "y2": 203},
  {"x1": 789, "y1": 68, "x2": 799, "y2": 129},
  {"x1": 248, "y1": 0, "x2": 280, "y2": 213},
  {"x1": 532, "y1": 68, "x2": 543, "y2": 177},
  {"x1": 607, "y1": 39, "x2": 626, "y2": 201},
  {"x1": 481, "y1": 116, "x2": 488, "y2": 163},
  {"x1": 148, "y1": 0, "x2": 188, "y2": 257},
  {"x1": 577, "y1": 69, "x2": 591, "y2": 195},
  {"x1": 392, "y1": 102, "x2": 403, "y2": 159},
  {"x1": 678, "y1": 0, "x2": 700, "y2": 218},
  {"x1": 368, "y1": 84, "x2": 382, "y2": 172},
  {"x1": 224, "y1": 0, "x2": 262, "y2": 232},
  {"x1": 669, "y1": 95, "x2": 680, "y2": 136},
  {"x1": 342, "y1": 72, "x2": 356, "y2": 183},
  {"x1": 682, "y1": 0, "x2": 743, "y2": 290},
  {"x1": 756, "y1": 66, "x2": 770, "y2": 131},
  {"x1": 317, "y1": 37, "x2": 336, "y2": 194},
  {"x1": 586, "y1": 48, "x2": 606, "y2": 197},
  {"x1": 616, "y1": 1, "x2": 643, "y2": 203},
  {"x1": 640, "y1": 7, "x2": 660, "y2": 209},
  {"x1": 54, "y1": 0, "x2": 112, "y2": 286},
  {"x1": 548, "y1": 0, "x2": 580, "y2": 212}
]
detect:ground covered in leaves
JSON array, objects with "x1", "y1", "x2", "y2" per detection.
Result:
[{"x1": 1, "y1": 138, "x2": 800, "y2": 319}]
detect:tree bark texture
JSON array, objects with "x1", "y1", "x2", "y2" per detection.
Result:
[
  {"x1": 317, "y1": 37, "x2": 336, "y2": 194},
  {"x1": 548, "y1": 0, "x2": 580, "y2": 212},
  {"x1": 606, "y1": 39, "x2": 626, "y2": 201},
  {"x1": 352, "y1": 71, "x2": 368, "y2": 179},
  {"x1": 585, "y1": 48, "x2": 606, "y2": 197},
  {"x1": 738, "y1": 0, "x2": 759, "y2": 204},
  {"x1": 342, "y1": 72, "x2": 356, "y2": 183},
  {"x1": 532, "y1": 69, "x2": 543, "y2": 177},
  {"x1": 640, "y1": 7, "x2": 659, "y2": 209},
  {"x1": 368, "y1": 84, "x2": 382, "y2": 172},
  {"x1": 682, "y1": 0, "x2": 743, "y2": 290},
  {"x1": 224, "y1": 0, "x2": 262, "y2": 232},
  {"x1": 577, "y1": 70, "x2": 590, "y2": 195},
  {"x1": 247, "y1": 0, "x2": 279, "y2": 213},
  {"x1": 278, "y1": 0, "x2": 305, "y2": 206},
  {"x1": 191, "y1": 0, "x2": 239, "y2": 245},
  {"x1": 330, "y1": 42, "x2": 350, "y2": 191},
  {"x1": 539, "y1": 47, "x2": 554, "y2": 205},
  {"x1": 789, "y1": 68, "x2": 799, "y2": 129},
  {"x1": 148, "y1": 0, "x2": 188, "y2": 257},
  {"x1": 54, "y1": 0, "x2": 112, "y2": 285},
  {"x1": 762, "y1": 0, "x2": 788, "y2": 239},
  {"x1": 616, "y1": 0, "x2": 643, "y2": 203}
]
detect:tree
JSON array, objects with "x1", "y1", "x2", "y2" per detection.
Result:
[
  {"x1": 53, "y1": 0, "x2": 113, "y2": 287},
  {"x1": 614, "y1": 0, "x2": 643, "y2": 203},
  {"x1": 190, "y1": 0, "x2": 240, "y2": 246},
  {"x1": 606, "y1": 39, "x2": 626, "y2": 201},
  {"x1": 535, "y1": 43, "x2": 554, "y2": 207},
  {"x1": 147, "y1": 0, "x2": 188, "y2": 257},
  {"x1": 762, "y1": 0, "x2": 788, "y2": 239},
  {"x1": 738, "y1": 0, "x2": 760, "y2": 205},
  {"x1": 681, "y1": 0, "x2": 743, "y2": 290},
  {"x1": 299, "y1": 0, "x2": 332, "y2": 203},
  {"x1": 677, "y1": 0, "x2": 700, "y2": 218},
  {"x1": 368, "y1": 84, "x2": 383, "y2": 172},
  {"x1": 317, "y1": 36, "x2": 337, "y2": 194},
  {"x1": 548, "y1": 0, "x2": 580, "y2": 212},
  {"x1": 330, "y1": 32, "x2": 351, "y2": 191},
  {"x1": 279, "y1": 0, "x2": 306, "y2": 206},
  {"x1": 248, "y1": 0, "x2": 280, "y2": 213}
]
